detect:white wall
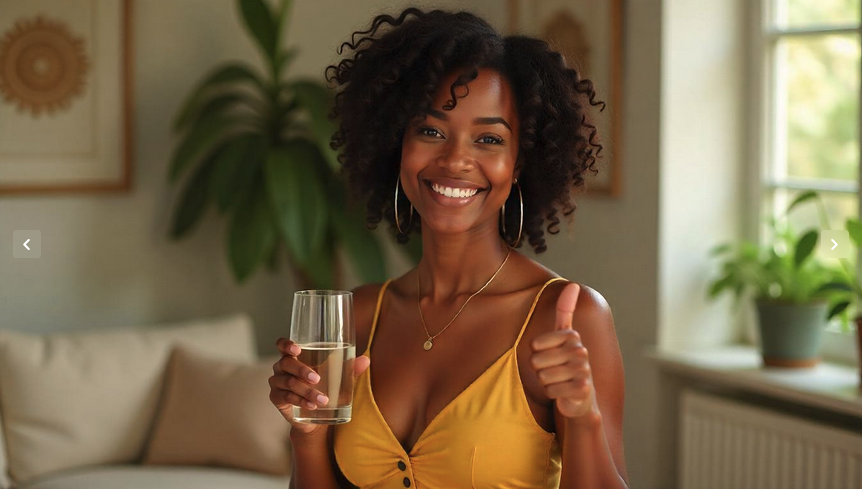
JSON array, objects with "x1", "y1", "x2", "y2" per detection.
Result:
[
  {"x1": 658, "y1": 0, "x2": 747, "y2": 352},
  {"x1": 0, "y1": 0, "x2": 670, "y2": 487}
]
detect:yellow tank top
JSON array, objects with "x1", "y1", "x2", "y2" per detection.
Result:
[{"x1": 333, "y1": 277, "x2": 568, "y2": 489}]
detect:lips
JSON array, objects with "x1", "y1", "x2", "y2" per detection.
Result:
[{"x1": 422, "y1": 178, "x2": 486, "y2": 207}]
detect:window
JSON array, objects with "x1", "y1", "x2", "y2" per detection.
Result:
[{"x1": 755, "y1": 0, "x2": 861, "y2": 362}]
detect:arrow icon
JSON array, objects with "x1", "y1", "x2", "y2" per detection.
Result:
[
  {"x1": 23, "y1": 239, "x2": 30, "y2": 250},
  {"x1": 831, "y1": 239, "x2": 838, "y2": 251}
]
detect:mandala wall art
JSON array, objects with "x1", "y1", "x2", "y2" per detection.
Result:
[
  {"x1": 0, "y1": 0, "x2": 133, "y2": 194},
  {"x1": 508, "y1": 0, "x2": 624, "y2": 198}
]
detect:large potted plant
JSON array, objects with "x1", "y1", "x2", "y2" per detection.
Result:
[
  {"x1": 707, "y1": 191, "x2": 849, "y2": 368},
  {"x1": 796, "y1": 192, "x2": 862, "y2": 382},
  {"x1": 166, "y1": 0, "x2": 419, "y2": 288}
]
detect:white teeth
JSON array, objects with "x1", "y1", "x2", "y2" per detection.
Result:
[{"x1": 431, "y1": 183, "x2": 478, "y2": 199}]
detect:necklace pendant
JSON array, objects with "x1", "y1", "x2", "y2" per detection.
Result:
[{"x1": 423, "y1": 339, "x2": 433, "y2": 351}]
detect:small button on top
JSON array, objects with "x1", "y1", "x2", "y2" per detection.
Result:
[
  {"x1": 398, "y1": 460, "x2": 407, "y2": 471},
  {"x1": 402, "y1": 476, "x2": 411, "y2": 487}
]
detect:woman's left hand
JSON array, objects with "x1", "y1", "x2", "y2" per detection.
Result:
[{"x1": 529, "y1": 283, "x2": 599, "y2": 420}]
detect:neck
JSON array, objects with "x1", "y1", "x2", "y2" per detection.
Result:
[{"x1": 416, "y1": 221, "x2": 512, "y2": 303}]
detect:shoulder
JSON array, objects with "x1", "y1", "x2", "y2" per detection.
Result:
[
  {"x1": 352, "y1": 281, "x2": 389, "y2": 356},
  {"x1": 527, "y1": 280, "x2": 623, "y2": 397},
  {"x1": 531, "y1": 281, "x2": 615, "y2": 342}
]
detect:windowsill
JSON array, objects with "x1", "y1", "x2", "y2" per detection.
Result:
[{"x1": 647, "y1": 345, "x2": 862, "y2": 418}]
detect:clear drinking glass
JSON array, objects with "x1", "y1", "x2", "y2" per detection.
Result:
[{"x1": 290, "y1": 290, "x2": 356, "y2": 424}]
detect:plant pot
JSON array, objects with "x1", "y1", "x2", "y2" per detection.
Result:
[{"x1": 754, "y1": 300, "x2": 828, "y2": 368}]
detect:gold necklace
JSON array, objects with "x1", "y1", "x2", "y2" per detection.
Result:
[{"x1": 416, "y1": 248, "x2": 511, "y2": 351}]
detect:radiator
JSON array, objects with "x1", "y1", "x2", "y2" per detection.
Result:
[{"x1": 679, "y1": 390, "x2": 862, "y2": 489}]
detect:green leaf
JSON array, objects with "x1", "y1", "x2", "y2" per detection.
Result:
[
  {"x1": 814, "y1": 281, "x2": 854, "y2": 294},
  {"x1": 169, "y1": 153, "x2": 215, "y2": 238},
  {"x1": 847, "y1": 218, "x2": 862, "y2": 247},
  {"x1": 175, "y1": 92, "x2": 251, "y2": 132},
  {"x1": 708, "y1": 274, "x2": 735, "y2": 299},
  {"x1": 209, "y1": 134, "x2": 265, "y2": 213},
  {"x1": 275, "y1": 47, "x2": 298, "y2": 77},
  {"x1": 288, "y1": 80, "x2": 340, "y2": 171},
  {"x1": 264, "y1": 140, "x2": 328, "y2": 264},
  {"x1": 330, "y1": 203, "x2": 387, "y2": 283},
  {"x1": 708, "y1": 243, "x2": 732, "y2": 257},
  {"x1": 173, "y1": 64, "x2": 266, "y2": 130},
  {"x1": 239, "y1": 0, "x2": 278, "y2": 61},
  {"x1": 827, "y1": 301, "x2": 851, "y2": 320},
  {"x1": 266, "y1": 237, "x2": 281, "y2": 273},
  {"x1": 227, "y1": 179, "x2": 277, "y2": 283},
  {"x1": 786, "y1": 190, "x2": 818, "y2": 213},
  {"x1": 794, "y1": 230, "x2": 818, "y2": 268},
  {"x1": 169, "y1": 117, "x2": 238, "y2": 182},
  {"x1": 303, "y1": 236, "x2": 335, "y2": 289}
]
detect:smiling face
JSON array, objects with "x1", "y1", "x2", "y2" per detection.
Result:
[{"x1": 400, "y1": 68, "x2": 521, "y2": 238}]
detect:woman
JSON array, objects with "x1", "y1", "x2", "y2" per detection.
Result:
[{"x1": 269, "y1": 8, "x2": 628, "y2": 489}]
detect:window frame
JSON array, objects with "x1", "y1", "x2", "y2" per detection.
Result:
[{"x1": 749, "y1": 0, "x2": 862, "y2": 365}]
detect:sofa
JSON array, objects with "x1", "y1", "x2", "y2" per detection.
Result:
[{"x1": 0, "y1": 314, "x2": 293, "y2": 489}]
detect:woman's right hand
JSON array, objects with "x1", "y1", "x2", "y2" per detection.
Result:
[{"x1": 269, "y1": 337, "x2": 370, "y2": 438}]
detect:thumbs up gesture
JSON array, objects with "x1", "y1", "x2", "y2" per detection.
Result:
[{"x1": 529, "y1": 283, "x2": 598, "y2": 420}]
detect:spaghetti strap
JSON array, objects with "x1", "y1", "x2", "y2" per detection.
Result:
[
  {"x1": 365, "y1": 279, "x2": 393, "y2": 355},
  {"x1": 513, "y1": 277, "x2": 570, "y2": 348}
]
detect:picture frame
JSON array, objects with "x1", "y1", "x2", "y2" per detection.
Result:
[
  {"x1": 0, "y1": 0, "x2": 133, "y2": 194},
  {"x1": 507, "y1": 0, "x2": 623, "y2": 198}
]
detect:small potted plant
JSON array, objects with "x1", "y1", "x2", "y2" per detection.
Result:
[{"x1": 707, "y1": 191, "x2": 849, "y2": 368}]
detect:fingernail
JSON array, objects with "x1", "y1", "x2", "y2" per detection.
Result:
[
  {"x1": 305, "y1": 400, "x2": 316, "y2": 409},
  {"x1": 289, "y1": 345, "x2": 301, "y2": 355},
  {"x1": 317, "y1": 394, "x2": 329, "y2": 405},
  {"x1": 308, "y1": 372, "x2": 320, "y2": 383}
]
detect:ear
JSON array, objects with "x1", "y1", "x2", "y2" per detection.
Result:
[{"x1": 513, "y1": 153, "x2": 523, "y2": 182}]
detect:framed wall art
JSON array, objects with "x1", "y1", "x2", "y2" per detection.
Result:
[
  {"x1": 508, "y1": 0, "x2": 623, "y2": 198},
  {"x1": 0, "y1": 0, "x2": 133, "y2": 194}
]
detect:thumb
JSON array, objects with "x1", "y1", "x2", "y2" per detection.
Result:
[
  {"x1": 555, "y1": 283, "x2": 581, "y2": 331},
  {"x1": 353, "y1": 355, "x2": 370, "y2": 378}
]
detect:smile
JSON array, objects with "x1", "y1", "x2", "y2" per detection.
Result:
[{"x1": 430, "y1": 183, "x2": 479, "y2": 198}]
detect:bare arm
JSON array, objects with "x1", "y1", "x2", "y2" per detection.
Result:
[
  {"x1": 289, "y1": 427, "x2": 357, "y2": 489},
  {"x1": 555, "y1": 286, "x2": 628, "y2": 488}
]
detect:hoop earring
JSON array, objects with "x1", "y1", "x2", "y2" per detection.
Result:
[
  {"x1": 394, "y1": 176, "x2": 413, "y2": 235},
  {"x1": 500, "y1": 180, "x2": 523, "y2": 248}
]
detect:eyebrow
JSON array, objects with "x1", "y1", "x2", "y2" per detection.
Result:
[{"x1": 424, "y1": 108, "x2": 512, "y2": 132}]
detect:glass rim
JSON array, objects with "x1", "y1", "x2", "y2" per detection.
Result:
[{"x1": 294, "y1": 289, "x2": 353, "y2": 297}]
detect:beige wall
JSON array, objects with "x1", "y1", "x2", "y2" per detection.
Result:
[{"x1": 0, "y1": 0, "x2": 668, "y2": 487}]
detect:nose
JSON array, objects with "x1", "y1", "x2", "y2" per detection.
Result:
[{"x1": 436, "y1": 140, "x2": 476, "y2": 174}]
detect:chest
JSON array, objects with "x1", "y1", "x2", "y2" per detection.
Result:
[{"x1": 366, "y1": 292, "x2": 556, "y2": 453}]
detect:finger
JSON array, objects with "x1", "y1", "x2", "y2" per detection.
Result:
[
  {"x1": 272, "y1": 355, "x2": 322, "y2": 386},
  {"x1": 353, "y1": 355, "x2": 370, "y2": 377},
  {"x1": 537, "y1": 364, "x2": 576, "y2": 385},
  {"x1": 275, "y1": 338, "x2": 302, "y2": 356},
  {"x1": 544, "y1": 378, "x2": 590, "y2": 400},
  {"x1": 530, "y1": 340, "x2": 584, "y2": 370},
  {"x1": 269, "y1": 383, "x2": 321, "y2": 411},
  {"x1": 269, "y1": 374, "x2": 330, "y2": 407},
  {"x1": 531, "y1": 328, "x2": 581, "y2": 352},
  {"x1": 555, "y1": 283, "x2": 581, "y2": 331}
]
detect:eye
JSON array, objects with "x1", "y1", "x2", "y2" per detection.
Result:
[
  {"x1": 418, "y1": 127, "x2": 443, "y2": 139},
  {"x1": 479, "y1": 135, "x2": 504, "y2": 145}
]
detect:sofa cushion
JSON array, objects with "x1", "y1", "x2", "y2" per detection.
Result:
[
  {"x1": 18, "y1": 465, "x2": 289, "y2": 489},
  {"x1": 0, "y1": 314, "x2": 256, "y2": 485},
  {"x1": 143, "y1": 347, "x2": 291, "y2": 475}
]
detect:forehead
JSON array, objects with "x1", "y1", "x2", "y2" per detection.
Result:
[{"x1": 427, "y1": 68, "x2": 518, "y2": 124}]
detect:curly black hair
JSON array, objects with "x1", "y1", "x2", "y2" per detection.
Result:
[{"x1": 325, "y1": 8, "x2": 604, "y2": 253}]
